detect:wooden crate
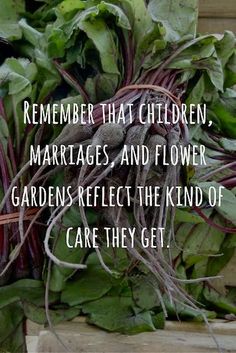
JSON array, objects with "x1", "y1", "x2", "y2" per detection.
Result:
[
  {"x1": 31, "y1": 319, "x2": 236, "y2": 353},
  {"x1": 199, "y1": 0, "x2": 236, "y2": 33}
]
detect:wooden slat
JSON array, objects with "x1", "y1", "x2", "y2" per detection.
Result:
[
  {"x1": 28, "y1": 319, "x2": 236, "y2": 352},
  {"x1": 199, "y1": 0, "x2": 236, "y2": 19},
  {"x1": 36, "y1": 321, "x2": 236, "y2": 353},
  {"x1": 165, "y1": 320, "x2": 236, "y2": 336},
  {"x1": 211, "y1": 251, "x2": 236, "y2": 294},
  {"x1": 218, "y1": 251, "x2": 236, "y2": 287},
  {"x1": 26, "y1": 336, "x2": 38, "y2": 353},
  {"x1": 198, "y1": 18, "x2": 236, "y2": 34}
]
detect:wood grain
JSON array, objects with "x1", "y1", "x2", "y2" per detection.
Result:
[
  {"x1": 198, "y1": 18, "x2": 236, "y2": 34},
  {"x1": 36, "y1": 321, "x2": 236, "y2": 353},
  {"x1": 199, "y1": 0, "x2": 236, "y2": 19}
]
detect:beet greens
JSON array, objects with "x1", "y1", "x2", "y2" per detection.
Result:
[{"x1": 0, "y1": 0, "x2": 236, "y2": 351}]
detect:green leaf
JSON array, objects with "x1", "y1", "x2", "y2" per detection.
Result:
[
  {"x1": 182, "y1": 224, "x2": 209, "y2": 264},
  {"x1": 124, "y1": 0, "x2": 153, "y2": 44},
  {"x1": 87, "y1": 247, "x2": 129, "y2": 273},
  {"x1": 85, "y1": 72, "x2": 119, "y2": 102},
  {"x1": 194, "y1": 56, "x2": 224, "y2": 92},
  {"x1": 0, "y1": 23, "x2": 22, "y2": 40},
  {"x1": 203, "y1": 287, "x2": 236, "y2": 314},
  {"x1": 62, "y1": 205, "x2": 82, "y2": 227},
  {"x1": 219, "y1": 137, "x2": 236, "y2": 152},
  {"x1": 0, "y1": 58, "x2": 37, "y2": 103},
  {"x1": 207, "y1": 248, "x2": 234, "y2": 278},
  {"x1": 83, "y1": 296, "x2": 156, "y2": 334},
  {"x1": 19, "y1": 18, "x2": 43, "y2": 47},
  {"x1": 0, "y1": 0, "x2": 24, "y2": 40},
  {"x1": 49, "y1": 265, "x2": 69, "y2": 293},
  {"x1": 220, "y1": 89, "x2": 236, "y2": 114},
  {"x1": 188, "y1": 258, "x2": 207, "y2": 299},
  {"x1": 0, "y1": 302, "x2": 25, "y2": 353},
  {"x1": 225, "y1": 52, "x2": 236, "y2": 87},
  {"x1": 227, "y1": 51, "x2": 236, "y2": 73},
  {"x1": 175, "y1": 223, "x2": 195, "y2": 248},
  {"x1": 148, "y1": 0, "x2": 198, "y2": 42},
  {"x1": 49, "y1": 228, "x2": 87, "y2": 292},
  {"x1": 0, "y1": 118, "x2": 9, "y2": 154},
  {"x1": 47, "y1": 27, "x2": 67, "y2": 58},
  {"x1": 151, "y1": 312, "x2": 165, "y2": 329},
  {"x1": 175, "y1": 209, "x2": 204, "y2": 224},
  {"x1": 97, "y1": 2, "x2": 131, "y2": 30},
  {"x1": 23, "y1": 302, "x2": 80, "y2": 325},
  {"x1": 224, "y1": 233, "x2": 236, "y2": 249},
  {"x1": 201, "y1": 72, "x2": 219, "y2": 103},
  {"x1": 215, "y1": 31, "x2": 236, "y2": 68},
  {"x1": 61, "y1": 266, "x2": 112, "y2": 306},
  {"x1": 135, "y1": 23, "x2": 166, "y2": 71},
  {"x1": 186, "y1": 75, "x2": 205, "y2": 106},
  {"x1": 198, "y1": 181, "x2": 236, "y2": 226},
  {"x1": 58, "y1": 0, "x2": 85, "y2": 15},
  {"x1": 0, "y1": 280, "x2": 59, "y2": 309},
  {"x1": 124, "y1": 1, "x2": 154, "y2": 68},
  {"x1": 226, "y1": 287, "x2": 236, "y2": 305},
  {"x1": 131, "y1": 274, "x2": 160, "y2": 310},
  {"x1": 78, "y1": 18, "x2": 120, "y2": 75},
  {"x1": 1, "y1": 0, "x2": 24, "y2": 17},
  {"x1": 207, "y1": 234, "x2": 236, "y2": 277},
  {"x1": 164, "y1": 298, "x2": 216, "y2": 321},
  {"x1": 170, "y1": 223, "x2": 194, "y2": 259},
  {"x1": 120, "y1": 310, "x2": 156, "y2": 334},
  {"x1": 34, "y1": 49, "x2": 61, "y2": 102},
  {"x1": 225, "y1": 68, "x2": 236, "y2": 88},
  {"x1": 56, "y1": 1, "x2": 131, "y2": 74},
  {"x1": 169, "y1": 41, "x2": 216, "y2": 70},
  {"x1": 199, "y1": 219, "x2": 225, "y2": 255}
]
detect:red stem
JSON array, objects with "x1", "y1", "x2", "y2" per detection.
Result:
[
  {"x1": 193, "y1": 206, "x2": 236, "y2": 234},
  {"x1": 53, "y1": 60, "x2": 90, "y2": 103},
  {"x1": 0, "y1": 99, "x2": 17, "y2": 177},
  {"x1": 220, "y1": 177, "x2": 236, "y2": 189},
  {"x1": 27, "y1": 224, "x2": 43, "y2": 280}
]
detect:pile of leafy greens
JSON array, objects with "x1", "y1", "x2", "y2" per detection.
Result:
[{"x1": 0, "y1": 0, "x2": 236, "y2": 352}]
